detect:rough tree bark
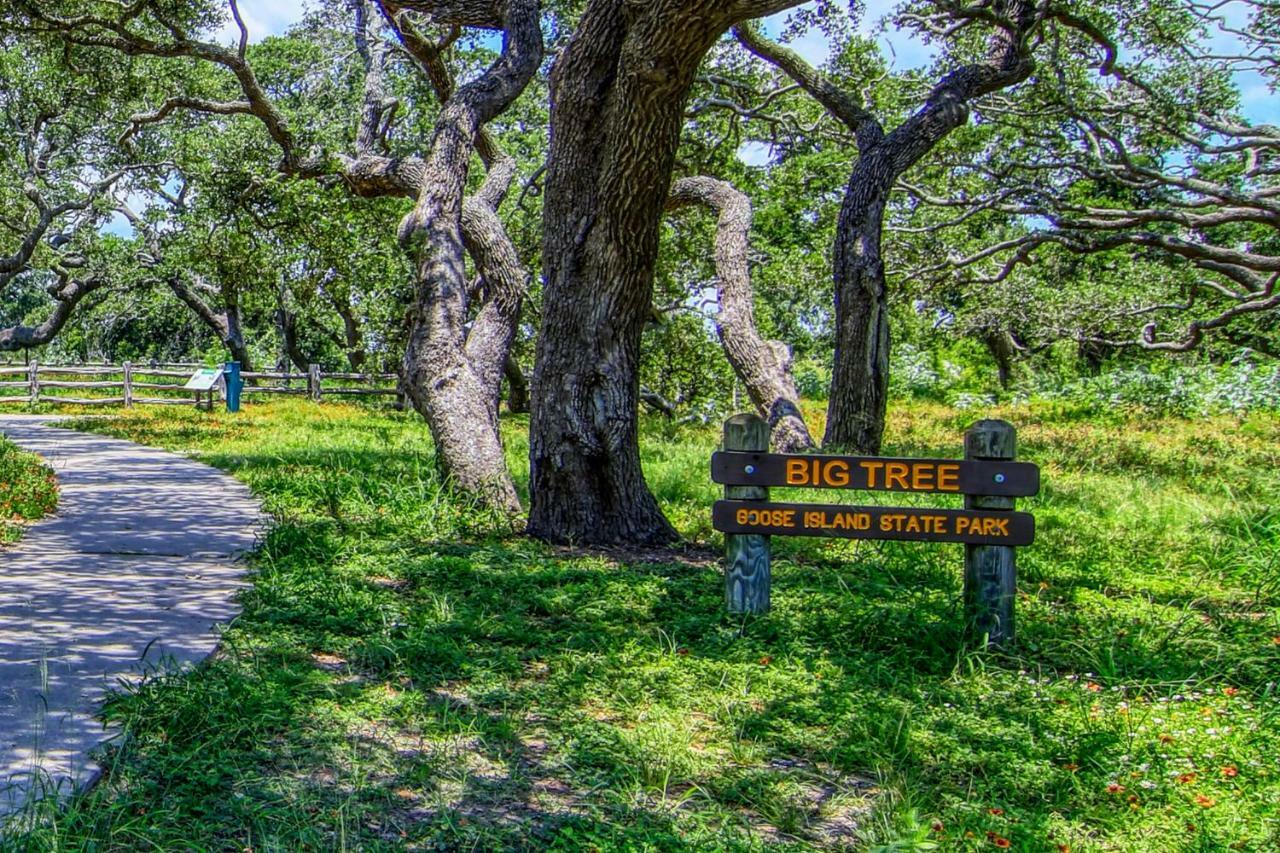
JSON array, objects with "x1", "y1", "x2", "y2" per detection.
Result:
[
  {"x1": 529, "y1": 0, "x2": 804, "y2": 545},
  {"x1": 385, "y1": 0, "x2": 540, "y2": 513},
  {"x1": 503, "y1": 354, "x2": 529, "y2": 413},
  {"x1": 736, "y1": 2, "x2": 1037, "y2": 452},
  {"x1": 666, "y1": 176, "x2": 814, "y2": 451}
]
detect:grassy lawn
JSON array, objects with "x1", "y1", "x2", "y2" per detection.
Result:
[
  {"x1": 0, "y1": 435, "x2": 58, "y2": 545},
  {"x1": 5, "y1": 399, "x2": 1279, "y2": 850}
]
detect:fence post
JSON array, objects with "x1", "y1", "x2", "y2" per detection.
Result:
[
  {"x1": 28, "y1": 360, "x2": 39, "y2": 404},
  {"x1": 123, "y1": 361, "x2": 133, "y2": 408},
  {"x1": 308, "y1": 364, "x2": 322, "y2": 402},
  {"x1": 723, "y1": 412, "x2": 771, "y2": 614},
  {"x1": 964, "y1": 419, "x2": 1018, "y2": 648}
]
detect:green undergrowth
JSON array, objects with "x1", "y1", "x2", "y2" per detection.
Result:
[
  {"x1": 0, "y1": 435, "x2": 57, "y2": 544},
  {"x1": 5, "y1": 399, "x2": 1279, "y2": 850}
]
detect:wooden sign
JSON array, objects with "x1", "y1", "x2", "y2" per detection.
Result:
[
  {"x1": 711, "y1": 451, "x2": 1039, "y2": 497},
  {"x1": 183, "y1": 367, "x2": 224, "y2": 391},
  {"x1": 713, "y1": 500, "x2": 1035, "y2": 546},
  {"x1": 716, "y1": 414, "x2": 1034, "y2": 649}
]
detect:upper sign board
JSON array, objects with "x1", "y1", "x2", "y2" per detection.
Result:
[
  {"x1": 183, "y1": 367, "x2": 224, "y2": 391},
  {"x1": 711, "y1": 451, "x2": 1039, "y2": 497}
]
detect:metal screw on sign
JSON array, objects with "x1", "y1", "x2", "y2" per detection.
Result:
[
  {"x1": 745, "y1": 465, "x2": 756, "y2": 475},
  {"x1": 994, "y1": 473, "x2": 1006, "y2": 484}
]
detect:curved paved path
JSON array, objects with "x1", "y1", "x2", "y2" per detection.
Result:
[{"x1": 0, "y1": 416, "x2": 264, "y2": 818}]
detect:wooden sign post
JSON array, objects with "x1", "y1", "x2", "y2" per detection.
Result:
[
  {"x1": 723, "y1": 413, "x2": 771, "y2": 614},
  {"x1": 711, "y1": 416, "x2": 1037, "y2": 647},
  {"x1": 963, "y1": 420, "x2": 1018, "y2": 647}
]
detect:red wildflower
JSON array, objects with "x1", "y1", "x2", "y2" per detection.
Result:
[
  {"x1": 1178, "y1": 773, "x2": 1197, "y2": 784},
  {"x1": 1106, "y1": 783, "x2": 1125, "y2": 794},
  {"x1": 1221, "y1": 766, "x2": 1239, "y2": 778}
]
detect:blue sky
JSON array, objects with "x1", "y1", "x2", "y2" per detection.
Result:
[{"x1": 221, "y1": 1, "x2": 1273, "y2": 122}]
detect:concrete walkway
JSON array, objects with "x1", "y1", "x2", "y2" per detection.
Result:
[{"x1": 0, "y1": 416, "x2": 264, "y2": 818}]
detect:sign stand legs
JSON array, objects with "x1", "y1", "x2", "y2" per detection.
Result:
[
  {"x1": 723, "y1": 413, "x2": 771, "y2": 614},
  {"x1": 963, "y1": 419, "x2": 1018, "y2": 648}
]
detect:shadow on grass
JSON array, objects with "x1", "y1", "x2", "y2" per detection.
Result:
[{"x1": 8, "y1": 405, "x2": 1278, "y2": 850}]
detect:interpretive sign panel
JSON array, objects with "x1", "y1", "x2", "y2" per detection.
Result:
[
  {"x1": 713, "y1": 500, "x2": 1035, "y2": 546},
  {"x1": 183, "y1": 367, "x2": 224, "y2": 391},
  {"x1": 711, "y1": 451, "x2": 1039, "y2": 497}
]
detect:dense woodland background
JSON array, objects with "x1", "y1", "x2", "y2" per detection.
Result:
[{"x1": 1, "y1": 0, "x2": 1277, "y2": 542}]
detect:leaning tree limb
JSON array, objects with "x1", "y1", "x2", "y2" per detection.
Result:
[
  {"x1": 0, "y1": 268, "x2": 107, "y2": 351},
  {"x1": 120, "y1": 203, "x2": 256, "y2": 371},
  {"x1": 733, "y1": 1, "x2": 1039, "y2": 453},
  {"x1": 666, "y1": 176, "x2": 814, "y2": 451}
]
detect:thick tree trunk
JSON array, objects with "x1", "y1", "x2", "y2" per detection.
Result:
[
  {"x1": 529, "y1": 0, "x2": 802, "y2": 545},
  {"x1": 984, "y1": 329, "x2": 1017, "y2": 389},
  {"x1": 667, "y1": 176, "x2": 814, "y2": 451},
  {"x1": 503, "y1": 354, "x2": 529, "y2": 413},
  {"x1": 824, "y1": 165, "x2": 891, "y2": 453},
  {"x1": 394, "y1": 0, "x2": 540, "y2": 515},
  {"x1": 734, "y1": 6, "x2": 1036, "y2": 455},
  {"x1": 461, "y1": 157, "x2": 526, "y2": 417},
  {"x1": 274, "y1": 308, "x2": 309, "y2": 374},
  {"x1": 168, "y1": 275, "x2": 255, "y2": 372}
]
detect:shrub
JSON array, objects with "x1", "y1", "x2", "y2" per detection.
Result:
[{"x1": 0, "y1": 438, "x2": 58, "y2": 541}]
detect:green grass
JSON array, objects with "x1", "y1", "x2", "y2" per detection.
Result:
[
  {"x1": 5, "y1": 399, "x2": 1279, "y2": 851},
  {"x1": 0, "y1": 435, "x2": 58, "y2": 544}
]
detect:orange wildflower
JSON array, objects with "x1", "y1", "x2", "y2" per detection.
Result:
[
  {"x1": 989, "y1": 807, "x2": 1004, "y2": 816},
  {"x1": 1223, "y1": 686, "x2": 1239, "y2": 697},
  {"x1": 1159, "y1": 733, "x2": 1175, "y2": 744},
  {"x1": 1085, "y1": 682, "x2": 1101, "y2": 692},
  {"x1": 1178, "y1": 773, "x2": 1198, "y2": 784},
  {"x1": 1195, "y1": 795, "x2": 1216, "y2": 808},
  {"x1": 992, "y1": 837, "x2": 1011, "y2": 849},
  {"x1": 931, "y1": 821, "x2": 945, "y2": 833},
  {"x1": 1221, "y1": 766, "x2": 1239, "y2": 777},
  {"x1": 1106, "y1": 783, "x2": 1125, "y2": 793},
  {"x1": 1063, "y1": 763, "x2": 1079, "y2": 772},
  {"x1": 758, "y1": 655, "x2": 772, "y2": 666}
]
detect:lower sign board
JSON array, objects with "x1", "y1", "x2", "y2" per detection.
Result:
[{"x1": 713, "y1": 500, "x2": 1035, "y2": 546}]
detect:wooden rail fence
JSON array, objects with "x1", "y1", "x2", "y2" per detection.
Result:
[{"x1": 0, "y1": 361, "x2": 404, "y2": 408}]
